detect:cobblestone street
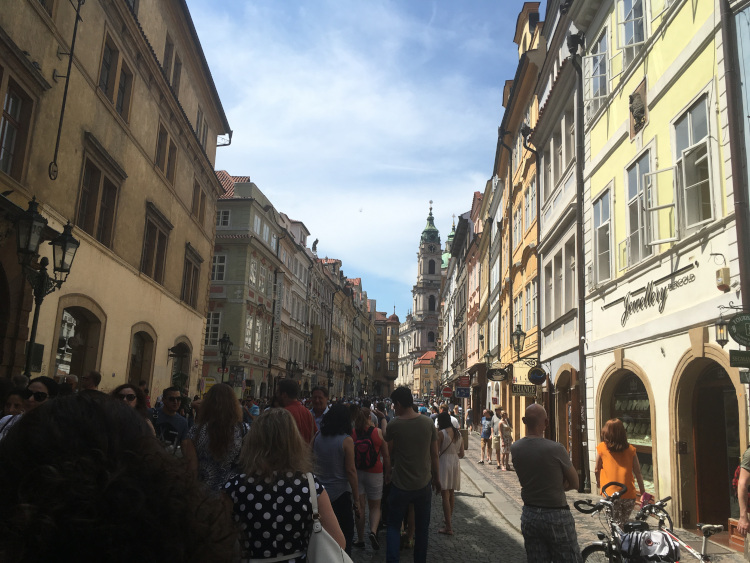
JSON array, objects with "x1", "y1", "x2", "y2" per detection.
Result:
[{"x1": 352, "y1": 433, "x2": 745, "y2": 562}]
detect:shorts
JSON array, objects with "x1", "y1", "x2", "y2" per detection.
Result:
[
  {"x1": 492, "y1": 436, "x2": 502, "y2": 452},
  {"x1": 481, "y1": 437, "x2": 492, "y2": 447},
  {"x1": 357, "y1": 470, "x2": 384, "y2": 500}
]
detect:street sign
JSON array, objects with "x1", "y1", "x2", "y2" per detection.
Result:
[
  {"x1": 729, "y1": 314, "x2": 750, "y2": 347},
  {"x1": 455, "y1": 387, "x2": 470, "y2": 398},
  {"x1": 442, "y1": 386, "x2": 453, "y2": 398},
  {"x1": 458, "y1": 376, "x2": 470, "y2": 387},
  {"x1": 730, "y1": 350, "x2": 750, "y2": 368}
]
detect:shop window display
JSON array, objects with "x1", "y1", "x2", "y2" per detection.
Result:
[{"x1": 611, "y1": 373, "x2": 654, "y2": 494}]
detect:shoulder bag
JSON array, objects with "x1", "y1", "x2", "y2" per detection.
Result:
[{"x1": 305, "y1": 472, "x2": 353, "y2": 563}]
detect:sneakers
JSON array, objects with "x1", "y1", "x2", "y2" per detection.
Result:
[
  {"x1": 369, "y1": 531, "x2": 380, "y2": 550},
  {"x1": 478, "y1": 460, "x2": 484, "y2": 464}
]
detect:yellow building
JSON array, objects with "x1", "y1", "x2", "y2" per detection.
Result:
[
  {"x1": 0, "y1": 0, "x2": 229, "y2": 394},
  {"x1": 573, "y1": 0, "x2": 743, "y2": 528}
]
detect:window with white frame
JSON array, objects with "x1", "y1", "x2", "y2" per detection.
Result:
[
  {"x1": 211, "y1": 254, "x2": 226, "y2": 281},
  {"x1": 622, "y1": 152, "x2": 652, "y2": 268},
  {"x1": 254, "y1": 317, "x2": 263, "y2": 353},
  {"x1": 513, "y1": 293, "x2": 523, "y2": 330},
  {"x1": 259, "y1": 264, "x2": 267, "y2": 294},
  {"x1": 585, "y1": 30, "x2": 609, "y2": 119},
  {"x1": 513, "y1": 206, "x2": 523, "y2": 247},
  {"x1": 271, "y1": 233, "x2": 278, "y2": 252},
  {"x1": 253, "y1": 215, "x2": 261, "y2": 234},
  {"x1": 530, "y1": 279, "x2": 538, "y2": 327},
  {"x1": 525, "y1": 283, "x2": 532, "y2": 330},
  {"x1": 266, "y1": 270, "x2": 273, "y2": 298},
  {"x1": 245, "y1": 316, "x2": 254, "y2": 349},
  {"x1": 674, "y1": 97, "x2": 712, "y2": 231},
  {"x1": 618, "y1": 0, "x2": 645, "y2": 67},
  {"x1": 205, "y1": 312, "x2": 220, "y2": 346},
  {"x1": 262, "y1": 223, "x2": 270, "y2": 243},
  {"x1": 216, "y1": 209, "x2": 230, "y2": 227},
  {"x1": 593, "y1": 190, "x2": 612, "y2": 283}
]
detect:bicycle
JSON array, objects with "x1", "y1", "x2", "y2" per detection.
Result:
[{"x1": 574, "y1": 482, "x2": 724, "y2": 562}]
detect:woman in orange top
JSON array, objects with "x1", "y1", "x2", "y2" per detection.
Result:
[{"x1": 595, "y1": 418, "x2": 646, "y2": 527}]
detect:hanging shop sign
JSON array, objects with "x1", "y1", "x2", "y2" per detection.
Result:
[
  {"x1": 528, "y1": 366, "x2": 547, "y2": 385},
  {"x1": 728, "y1": 314, "x2": 750, "y2": 347},
  {"x1": 511, "y1": 362, "x2": 536, "y2": 396},
  {"x1": 455, "y1": 387, "x2": 471, "y2": 398},
  {"x1": 730, "y1": 350, "x2": 750, "y2": 368},
  {"x1": 602, "y1": 263, "x2": 697, "y2": 327}
]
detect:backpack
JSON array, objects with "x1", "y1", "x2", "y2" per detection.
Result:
[{"x1": 354, "y1": 427, "x2": 378, "y2": 470}]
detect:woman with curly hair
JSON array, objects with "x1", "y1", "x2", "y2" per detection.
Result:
[
  {"x1": 182, "y1": 383, "x2": 248, "y2": 492},
  {"x1": 595, "y1": 418, "x2": 646, "y2": 527},
  {"x1": 111, "y1": 383, "x2": 155, "y2": 434},
  {"x1": 0, "y1": 392, "x2": 236, "y2": 562},
  {"x1": 225, "y1": 408, "x2": 345, "y2": 561}
]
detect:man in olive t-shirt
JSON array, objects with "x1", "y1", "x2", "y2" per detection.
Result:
[
  {"x1": 511, "y1": 403, "x2": 582, "y2": 563},
  {"x1": 385, "y1": 387, "x2": 439, "y2": 563}
]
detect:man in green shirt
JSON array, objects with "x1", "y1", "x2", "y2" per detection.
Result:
[{"x1": 385, "y1": 387, "x2": 440, "y2": 563}]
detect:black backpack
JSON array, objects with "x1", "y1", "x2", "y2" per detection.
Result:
[{"x1": 354, "y1": 427, "x2": 378, "y2": 470}]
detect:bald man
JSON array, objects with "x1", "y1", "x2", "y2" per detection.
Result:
[{"x1": 510, "y1": 403, "x2": 582, "y2": 562}]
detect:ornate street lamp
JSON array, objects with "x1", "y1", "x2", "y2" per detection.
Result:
[
  {"x1": 219, "y1": 333, "x2": 233, "y2": 373},
  {"x1": 715, "y1": 317, "x2": 729, "y2": 349},
  {"x1": 286, "y1": 359, "x2": 299, "y2": 378},
  {"x1": 15, "y1": 200, "x2": 79, "y2": 377},
  {"x1": 511, "y1": 324, "x2": 527, "y2": 360}
]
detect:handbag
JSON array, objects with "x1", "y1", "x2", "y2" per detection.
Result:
[{"x1": 305, "y1": 472, "x2": 353, "y2": 563}]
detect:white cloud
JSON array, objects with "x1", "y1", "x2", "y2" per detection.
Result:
[{"x1": 188, "y1": 0, "x2": 521, "y2": 315}]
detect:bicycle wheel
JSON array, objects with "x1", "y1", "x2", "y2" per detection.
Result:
[{"x1": 582, "y1": 544, "x2": 611, "y2": 562}]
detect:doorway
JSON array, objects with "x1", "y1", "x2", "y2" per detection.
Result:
[{"x1": 693, "y1": 364, "x2": 740, "y2": 524}]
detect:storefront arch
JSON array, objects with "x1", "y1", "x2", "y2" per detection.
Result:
[
  {"x1": 50, "y1": 294, "x2": 107, "y2": 380},
  {"x1": 597, "y1": 360, "x2": 658, "y2": 498},
  {"x1": 554, "y1": 365, "x2": 576, "y2": 457},
  {"x1": 670, "y1": 342, "x2": 747, "y2": 528},
  {"x1": 127, "y1": 322, "x2": 156, "y2": 388}
]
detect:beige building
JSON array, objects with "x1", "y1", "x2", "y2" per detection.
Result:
[{"x1": 0, "y1": 0, "x2": 229, "y2": 395}]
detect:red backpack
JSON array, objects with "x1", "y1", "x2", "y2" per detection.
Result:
[
  {"x1": 732, "y1": 464, "x2": 750, "y2": 505},
  {"x1": 354, "y1": 427, "x2": 378, "y2": 470}
]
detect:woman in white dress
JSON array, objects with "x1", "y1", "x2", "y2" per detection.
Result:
[{"x1": 437, "y1": 411, "x2": 464, "y2": 535}]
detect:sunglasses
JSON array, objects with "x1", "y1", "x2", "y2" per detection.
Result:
[
  {"x1": 22, "y1": 389, "x2": 49, "y2": 402},
  {"x1": 118, "y1": 393, "x2": 137, "y2": 402}
]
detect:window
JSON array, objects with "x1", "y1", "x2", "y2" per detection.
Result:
[
  {"x1": 171, "y1": 54, "x2": 182, "y2": 94},
  {"x1": 376, "y1": 361, "x2": 381, "y2": 370},
  {"x1": 155, "y1": 123, "x2": 177, "y2": 183},
  {"x1": 249, "y1": 258, "x2": 257, "y2": 286},
  {"x1": 427, "y1": 331, "x2": 435, "y2": 343},
  {"x1": 181, "y1": 245, "x2": 202, "y2": 308},
  {"x1": 524, "y1": 181, "x2": 537, "y2": 232},
  {"x1": 389, "y1": 361, "x2": 396, "y2": 371},
  {"x1": 0, "y1": 78, "x2": 32, "y2": 180},
  {"x1": 623, "y1": 152, "x2": 651, "y2": 267},
  {"x1": 37, "y1": 0, "x2": 54, "y2": 15},
  {"x1": 376, "y1": 327, "x2": 383, "y2": 335},
  {"x1": 271, "y1": 233, "x2": 278, "y2": 252},
  {"x1": 390, "y1": 344, "x2": 397, "y2": 353},
  {"x1": 428, "y1": 260, "x2": 436, "y2": 274},
  {"x1": 428, "y1": 295, "x2": 436, "y2": 311},
  {"x1": 266, "y1": 269, "x2": 273, "y2": 298},
  {"x1": 98, "y1": 35, "x2": 133, "y2": 121},
  {"x1": 674, "y1": 97, "x2": 712, "y2": 230},
  {"x1": 216, "y1": 209, "x2": 230, "y2": 227},
  {"x1": 585, "y1": 31, "x2": 609, "y2": 118},
  {"x1": 514, "y1": 293, "x2": 523, "y2": 330},
  {"x1": 212, "y1": 255, "x2": 226, "y2": 281},
  {"x1": 254, "y1": 317, "x2": 263, "y2": 354},
  {"x1": 565, "y1": 111, "x2": 575, "y2": 165},
  {"x1": 141, "y1": 203, "x2": 172, "y2": 284},
  {"x1": 191, "y1": 181, "x2": 206, "y2": 224},
  {"x1": 163, "y1": 35, "x2": 174, "y2": 78},
  {"x1": 76, "y1": 157, "x2": 119, "y2": 247},
  {"x1": 530, "y1": 280, "x2": 538, "y2": 327},
  {"x1": 259, "y1": 265, "x2": 267, "y2": 294},
  {"x1": 513, "y1": 206, "x2": 523, "y2": 247},
  {"x1": 245, "y1": 316, "x2": 254, "y2": 349},
  {"x1": 263, "y1": 223, "x2": 270, "y2": 243},
  {"x1": 205, "y1": 312, "x2": 221, "y2": 346},
  {"x1": 593, "y1": 190, "x2": 611, "y2": 282},
  {"x1": 376, "y1": 343, "x2": 382, "y2": 353},
  {"x1": 196, "y1": 107, "x2": 208, "y2": 149},
  {"x1": 253, "y1": 215, "x2": 261, "y2": 234},
  {"x1": 525, "y1": 283, "x2": 532, "y2": 331},
  {"x1": 618, "y1": 0, "x2": 645, "y2": 66},
  {"x1": 163, "y1": 34, "x2": 181, "y2": 93}
]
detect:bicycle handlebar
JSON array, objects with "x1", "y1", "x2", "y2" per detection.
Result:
[
  {"x1": 574, "y1": 499, "x2": 602, "y2": 514},
  {"x1": 601, "y1": 481, "x2": 627, "y2": 500},
  {"x1": 635, "y1": 496, "x2": 672, "y2": 520}
]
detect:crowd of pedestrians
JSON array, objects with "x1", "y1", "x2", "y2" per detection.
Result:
[{"x1": 0, "y1": 373, "x2": 646, "y2": 562}]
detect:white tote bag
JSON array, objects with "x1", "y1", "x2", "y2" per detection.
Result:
[{"x1": 304, "y1": 473, "x2": 353, "y2": 563}]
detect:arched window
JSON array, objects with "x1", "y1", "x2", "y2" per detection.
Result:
[
  {"x1": 428, "y1": 260, "x2": 436, "y2": 274},
  {"x1": 429, "y1": 295, "x2": 436, "y2": 311},
  {"x1": 428, "y1": 331, "x2": 435, "y2": 343}
]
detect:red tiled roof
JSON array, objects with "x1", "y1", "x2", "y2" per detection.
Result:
[
  {"x1": 415, "y1": 351, "x2": 437, "y2": 365},
  {"x1": 374, "y1": 312, "x2": 387, "y2": 321},
  {"x1": 387, "y1": 314, "x2": 400, "y2": 322},
  {"x1": 216, "y1": 170, "x2": 251, "y2": 199}
]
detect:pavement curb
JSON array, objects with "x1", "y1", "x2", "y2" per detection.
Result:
[{"x1": 460, "y1": 457, "x2": 523, "y2": 534}]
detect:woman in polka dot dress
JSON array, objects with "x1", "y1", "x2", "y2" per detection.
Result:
[{"x1": 225, "y1": 408, "x2": 345, "y2": 561}]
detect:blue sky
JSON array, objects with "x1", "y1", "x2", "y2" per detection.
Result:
[{"x1": 186, "y1": 0, "x2": 543, "y2": 318}]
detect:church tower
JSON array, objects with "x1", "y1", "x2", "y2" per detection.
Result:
[{"x1": 411, "y1": 202, "x2": 441, "y2": 352}]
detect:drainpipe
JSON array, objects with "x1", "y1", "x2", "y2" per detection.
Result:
[
  {"x1": 720, "y1": 0, "x2": 750, "y2": 311},
  {"x1": 569, "y1": 31, "x2": 591, "y2": 493}
]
